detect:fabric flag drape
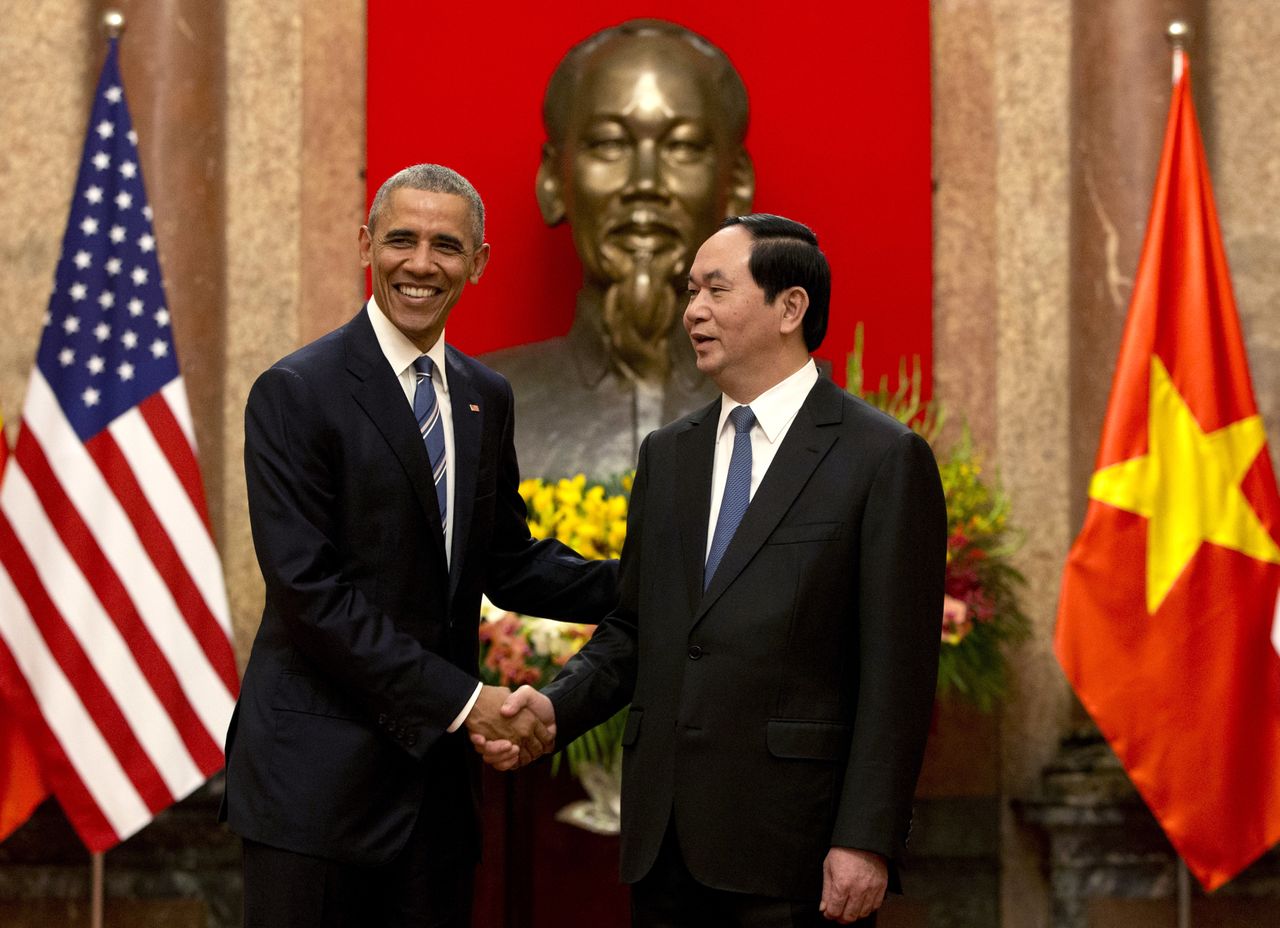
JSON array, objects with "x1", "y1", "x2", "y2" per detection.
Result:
[
  {"x1": 1055, "y1": 58, "x2": 1280, "y2": 891},
  {"x1": 0, "y1": 419, "x2": 49, "y2": 843},
  {"x1": 0, "y1": 37, "x2": 238, "y2": 852}
]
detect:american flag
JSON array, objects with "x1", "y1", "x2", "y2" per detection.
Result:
[{"x1": 0, "y1": 38, "x2": 237, "y2": 851}]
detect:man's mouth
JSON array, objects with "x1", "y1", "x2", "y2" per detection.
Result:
[
  {"x1": 396, "y1": 283, "x2": 438, "y2": 300},
  {"x1": 607, "y1": 213, "x2": 681, "y2": 248}
]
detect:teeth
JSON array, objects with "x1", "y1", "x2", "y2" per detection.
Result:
[{"x1": 399, "y1": 285, "x2": 435, "y2": 298}]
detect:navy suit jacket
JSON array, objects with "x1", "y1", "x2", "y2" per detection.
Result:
[
  {"x1": 222, "y1": 307, "x2": 617, "y2": 865},
  {"x1": 544, "y1": 377, "x2": 946, "y2": 900}
]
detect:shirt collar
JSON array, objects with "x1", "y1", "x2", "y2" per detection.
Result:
[
  {"x1": 716, "y1": 359, "x2": 819, "y2": 445},
  {"x1": 366, "y1": 298, "x2": 450, "y2": 393}
]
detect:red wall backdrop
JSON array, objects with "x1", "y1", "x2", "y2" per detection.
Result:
[{"x1": 367, "y1": 3, "x2": 931, "y2": 392}]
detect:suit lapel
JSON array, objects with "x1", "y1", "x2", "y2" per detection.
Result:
[
  {"x1": 445, "y1": 347, "x2": 483, "y2": 598},
  {"x1": 342, "y1": 308, "x2": 448, "y2": 567},
  {"x1": 695, "y1": 379, "x2": 844, "y2": 625},
  {"x1": 676, "y1": 400, "x2": 721, "y2": 616}
]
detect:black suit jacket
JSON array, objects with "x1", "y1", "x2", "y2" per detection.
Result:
[
  {"x1": 544, "y1": 377, "x2": 945, "y2": 900},
  {"x1": 222, "y1": 307, "x2": 616, "y2": 865}
]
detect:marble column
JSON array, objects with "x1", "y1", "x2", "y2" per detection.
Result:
[
  {"x1": 93, "y1": 0, "x2": 229, "y2": 542},
  {"x1": 1068, "y1": 0, "x2": 1207, "y2": 533},
  {"x1": 224, "y1": 0, "x2": 366, "y2": 658}
]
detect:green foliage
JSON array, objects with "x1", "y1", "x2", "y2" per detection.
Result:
[
  {"x1": 552, "y1": 708, "x2": 629, "y2": 777},
  {"x1": 847, "y1": 324, "x2": 1029, "y2": 711},
  {"x1": 846, "y1": 323, "x2": 943, "y2": 442}
]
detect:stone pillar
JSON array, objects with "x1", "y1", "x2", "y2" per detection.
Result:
[
  {"x1": 1207, "y1": 1, "x2": 1280, "y2": 462},
  {"x1": 94, "y1": 0, "x2": 229, "y2": 543},
  {"x1": 989, "y1": 2, "x2": 1074, "y2": 925},
  {"x1": 224, "y1": 0, "x2": 365, "y2": 659},
  {"x1": 1067, "y1": 0, "x2": 1207, "y2": 534},
  {"x1": 0, "y1": 1, "x2": 90, "y2": 428}
]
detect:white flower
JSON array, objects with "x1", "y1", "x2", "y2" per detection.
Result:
[{"x1": 479, "y1": 596, "x2": 511, "y2": 623}]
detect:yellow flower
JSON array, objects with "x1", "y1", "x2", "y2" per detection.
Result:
[{"x1": 607, "y1": 520, "x2": 627, "y2": 554}]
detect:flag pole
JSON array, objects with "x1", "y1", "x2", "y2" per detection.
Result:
[
  {"x1": 91, "y1": 851, "x2": 104, "y2": 928},
  {"x1": 1166, "y1": 18, "x2": 1194, "y2": 928},
  {"x1": 1167, "y1": 19, "x2": 1188, "y2": 84},
  {"x1": 89, "y1": 11, "x2": 124, "y2": 927}
]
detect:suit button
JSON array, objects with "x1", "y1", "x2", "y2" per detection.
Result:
[
  {"x1": 378, "y1": 713, "x2": 388, "y2": 727},
  {"x1": 687, "y1": 645, "x2": 703, "y2": 660}
]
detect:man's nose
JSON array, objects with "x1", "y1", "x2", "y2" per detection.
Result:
[
  {"x1": 684, "y1": 291, "x2": 706, "y2": 324},
  {"x1": 625, "y1": 139, "x2": 666, "y2": 198},
  {"x1": 404, "y1": 242, "x2": 436, "y2": 273}
]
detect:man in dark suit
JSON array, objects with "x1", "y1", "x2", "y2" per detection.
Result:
[
  {"x1": 221, "y1": 164, "x2": 617, "y2": 928},
  {"x1": 483, "y1": 214, "x2": 945, "y2": 925}
]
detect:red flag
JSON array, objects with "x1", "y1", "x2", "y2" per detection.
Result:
[
  {"x1": 0, "y1": 38, "x2": 238, "y2": 851},
  {"x1": 1055, "y1": 57, "x2": 1280, "y2": 891},
  {"x1": 0, "y1": 422, "x2": 49, "y2": 843}
]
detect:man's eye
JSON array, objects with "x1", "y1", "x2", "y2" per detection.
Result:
[
  {"x1": 587, "y1": 138, "x2": 628, "y2": 160},
  {"x1": 665, "y1": 140, "x2": 707, "y2": 163},
  {"x1": 434, "y1": 242, "x2": 463, "y2": 255},
  {"x1": 385, "y1": 237, "x2": 414, "y2": 248}
]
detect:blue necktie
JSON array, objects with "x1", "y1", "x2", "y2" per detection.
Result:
[
  {"x1": 412, "y1": 356, "x2": 448, "y2": 533},
  {"x1": 705, "y1": 405, "x2": 755, "y2": 589}
]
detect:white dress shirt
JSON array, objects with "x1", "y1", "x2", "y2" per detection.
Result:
[
  {"x1": 705, "y1": 360, "x2": 820, "y2": 562},
  {"x1": 366, "y1": 300, "x2": 480, "y2": 730}
]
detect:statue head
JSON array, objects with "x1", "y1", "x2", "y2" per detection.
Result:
[{"x1": 537, "y1": 19, "x2": 755, "y2": 381}]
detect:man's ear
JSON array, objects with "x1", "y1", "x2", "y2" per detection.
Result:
[
  {"x1": 358, "y1": 225, "x2": 373, "y2": 269},
  {"x1": 726, "y1": 149, "x2": 755, "y2": 218},
  {"x1": 536, "y1": 143, "x2": 566, "y2": 226},
  {"x1": 778, "y1": 286, "x2": 809, "y2": 337},
  {"x1": 469, "y1": 243, "x2": 491, "y2": 284}
]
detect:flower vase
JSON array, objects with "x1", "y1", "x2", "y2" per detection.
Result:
[{"x1": 554, "y1": 761, "x2": 621, "y2": 835}]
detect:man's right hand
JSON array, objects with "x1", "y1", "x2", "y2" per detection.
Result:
[
  {"x1": 464, "y1": 684, "x2": 554, "y2": 768},
  {"x1": 469, "y1": 685, "x2": 557, "y2": 771}
]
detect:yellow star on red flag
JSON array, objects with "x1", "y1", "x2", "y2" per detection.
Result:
[{"x1": 1089, "y1": 355, "x2": 1280, "y2": 614}]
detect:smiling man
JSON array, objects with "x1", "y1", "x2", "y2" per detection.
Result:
[
  {"x1": 482, "y1": 19, "x2": 755, "y2": 479},
  {"x1": 221, "y1": 164, "x2": 617, "y2": 928}
]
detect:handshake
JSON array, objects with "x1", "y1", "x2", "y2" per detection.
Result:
[{"x1": 463, "y1": 684, "x2": 556, "y2": 771}]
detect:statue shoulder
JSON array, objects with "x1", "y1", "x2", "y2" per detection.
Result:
[{"x1": 479, "y1": 335, "x2": 577, "y2": 389}]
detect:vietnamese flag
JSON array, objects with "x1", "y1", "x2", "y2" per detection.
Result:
[
  {"x1": 0, "y1": 420, "x2": 48, "y2": 843},
  {"x1": 1055, "y1": 56, "x2": 1280, "y2": 891}
]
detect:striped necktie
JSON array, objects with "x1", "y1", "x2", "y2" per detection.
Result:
[
  {"x1": 412, "y1": 356, "x2": 447, "y2": 532},
  {"x1": 705, "y1": 405, "x2": 755, "y2": 588}
]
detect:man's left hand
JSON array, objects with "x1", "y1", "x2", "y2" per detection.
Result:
[{"x1": 818, "y1": 847, "x2": 887, "y2": 924}]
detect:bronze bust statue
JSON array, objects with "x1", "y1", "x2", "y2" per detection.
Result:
[{"x1": 482, "y1": 19, "x2": 754, "y2": 479}]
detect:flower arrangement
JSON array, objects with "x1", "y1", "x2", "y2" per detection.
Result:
[
  {"x1": 848, "y1": 325, "x2": 1029, "y2": 710},
  {"x1": 477, "y1": 475, "x2": 630, "y2": 776}
]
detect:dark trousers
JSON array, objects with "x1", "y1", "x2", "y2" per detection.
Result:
[
  {"x1": 242, "y1": 809, "x2": 474, "y2": 928},
  {"x1": 631, "y1": 821, "x2": 876, "y2": 928}
]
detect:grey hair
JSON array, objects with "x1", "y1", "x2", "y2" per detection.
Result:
[{"x1": 366, "y1": 163, "x2": 485, "y2": 245}]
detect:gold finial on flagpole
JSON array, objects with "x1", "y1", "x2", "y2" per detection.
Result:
[
  {"x1": 103, "y1": 9, "x2": 125, "y2": 39},
  {"x1": 1166, "y1": 20, "x2": 1190, "y2": 84}
]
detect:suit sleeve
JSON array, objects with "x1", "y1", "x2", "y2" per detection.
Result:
[
  {"x1": 538, "y1": 436, "x2": 650, "y2": 745},
  {"x1": 244, "y1": 366, "x2": 477, "y2": 760},
  {"x1": 833, "y1": 429, "x2": 946, "y2": 862},
  {"x1": 481, "y1": 377, "x2": 619, "y2": 622}
]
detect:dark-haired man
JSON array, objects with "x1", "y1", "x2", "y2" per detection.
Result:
[
  {"x1": 483, "y1": 214, "x2": 945, "y2": 925},
  {"x1": 223, "y1": 164, "x2": 617, "y2": 927}
]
